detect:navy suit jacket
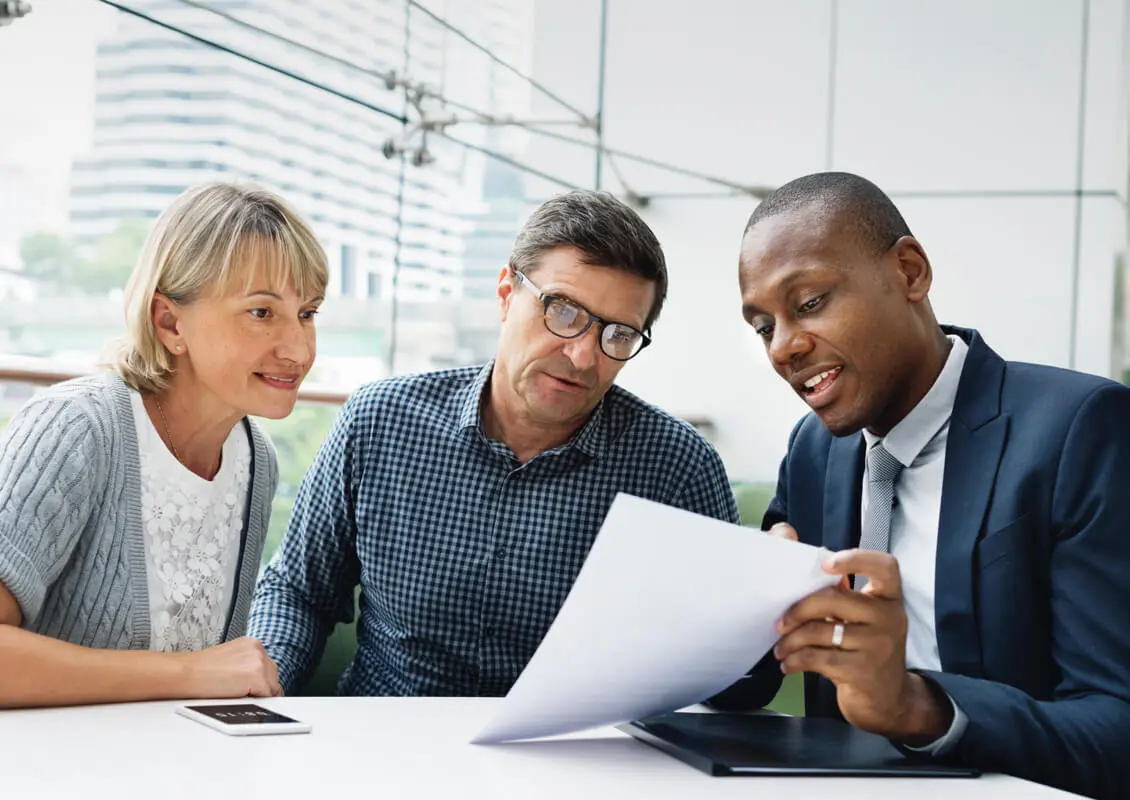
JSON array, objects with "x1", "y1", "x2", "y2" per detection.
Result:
[{"x1": 712, "y1": 327, "x2": 1130, "y2": 799}]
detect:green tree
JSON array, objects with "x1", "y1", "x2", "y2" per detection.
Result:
[
  {"x1": 732, "y1": 481, "x2": 776, "y2": 527},
  {"x1": 20, "y1": 219, "x2": 151, "y2": 295},
  {"x1": 73, "y1": 219, "x2": 151, "y2": 294},
  {"x1": 255, "y1": 404, "x2": 341, "y2": 562},
  {"x1": 19, "y1": 231, "x2": 79, "y2": 284}
]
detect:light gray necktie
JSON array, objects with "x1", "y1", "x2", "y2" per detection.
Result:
[{"x1": 857, "y1": 442, "x2": 905, "y2": 587}]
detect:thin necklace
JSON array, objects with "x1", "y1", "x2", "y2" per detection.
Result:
[{"x1": 152, "y1": 394, "x2": 182, "y2": 464}]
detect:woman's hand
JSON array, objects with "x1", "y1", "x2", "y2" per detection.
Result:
[{"x1": 177, "y1": 637, "x2": 283, "y2": 698}]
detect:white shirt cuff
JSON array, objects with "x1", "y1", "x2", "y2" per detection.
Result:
[{"x1": 902, "y1": 690, "x2": 968, "y2": 756}]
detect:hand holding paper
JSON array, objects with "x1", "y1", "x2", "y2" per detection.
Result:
[{"x1": 473, "y1": 493, "x2": 839, "y2": 744}]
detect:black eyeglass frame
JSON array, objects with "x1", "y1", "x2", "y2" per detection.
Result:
[{"x1": 513, "y1": 269, "x2": 653, "y2": 361}]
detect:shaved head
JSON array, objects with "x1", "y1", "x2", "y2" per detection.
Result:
[
  {"x1": 738, "y1": 171, "x2": 948, "y2": 437},
  {"x1": 744, "y1": 172, "x2": 912, "y2": 257}
]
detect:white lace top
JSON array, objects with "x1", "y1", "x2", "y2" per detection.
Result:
[{"x1": 129, "y1": 392, "x2": 251, "y2": 652}]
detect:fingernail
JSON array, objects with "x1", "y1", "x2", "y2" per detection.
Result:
[
  {"x1": 776, "y1": 617, "x2": 785, "y2": 633},
  {"x1": 772, "y1": 645, "x2": 781, "y2": 659},
  {"x1": 780, "y1": 662, "x2": 788, "y2": 674}
]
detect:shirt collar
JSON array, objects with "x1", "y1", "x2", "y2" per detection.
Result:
[
  {"x1": 457, "y1": 362, "x2": 494, "y2": 431},
  {"x1": 456, "y1": 360, "x2": 613, "y2": 460},
  {"x1": 862, "y1": 334, "x2": 969, "y2": 467},
  {"x1": 568, "y1": 395, "x2": 611, "y2": 460}
]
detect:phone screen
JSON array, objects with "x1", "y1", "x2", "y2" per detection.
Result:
[{"x1": 184, "y1": 704, "x2": 302, "y2": 726}]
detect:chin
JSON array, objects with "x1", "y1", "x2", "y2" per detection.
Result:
[
  {"x1": 817, "y1": 409, "x2": 866, "y2": 438},
  {"x1": 252, "y1": 408, "x2": 296, "y2": 420},
  {"x1": 243, "y1": 395, "x2": 301, "y2": 420},
  {"x1": 257, "y1": 402, "x2": 300, "y2": 420},
  {"x1": 531, "y1": 393, "x2": 592, "y2": 426}
]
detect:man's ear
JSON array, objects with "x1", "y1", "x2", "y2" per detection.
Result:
[
  {"x1": 150, "y1": 292, "x2": 184, "y2": 353},
  {"x1": 497, "y1": 265, "x2": 517, "y2": 322},
  {"x1": 891, "y1": 236, "x2": 932, "y2": 303}
]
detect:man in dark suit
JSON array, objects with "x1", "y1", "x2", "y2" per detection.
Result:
[{"x1": 713, "y1": 172, "x2": 1130, "y2": 799}]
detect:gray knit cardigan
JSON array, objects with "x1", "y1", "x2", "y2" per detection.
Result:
[{"x1": 0, "y1": 373, "x2": 277, "y2": 648}]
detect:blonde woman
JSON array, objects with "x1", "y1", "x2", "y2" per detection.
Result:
[{"x1": 0, "y1": 182, "x2": 328, "y2": 707}]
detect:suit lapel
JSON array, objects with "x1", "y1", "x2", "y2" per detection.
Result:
[
  {"x1": 823, "y1": 434, "x2": 864, "y2": 552},
  {"x1": 935, "y1": 327, "x2": 1008, "y2": 677}
]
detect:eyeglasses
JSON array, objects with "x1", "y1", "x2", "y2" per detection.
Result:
[{"x1": 514, "y1": 270, "x2": 652, "y2": 361}]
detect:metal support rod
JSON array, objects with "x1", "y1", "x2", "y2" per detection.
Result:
[
  {"x1": 387, "y1": 0, "x2": 413, "y2": 375},
  {"x1": 1068, "y1": 0, "x2": 1091, "y2": 369},
  {"x1": 595, "y1": 0, "x2": 609, "y2": 190},
  {"x1": 824, "y1": 0, "x2": 838, "y2": 169}
]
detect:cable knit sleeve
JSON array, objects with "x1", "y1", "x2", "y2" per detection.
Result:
[{"x1": 0, "y1": 395, "x2": 107, "y2": 625}]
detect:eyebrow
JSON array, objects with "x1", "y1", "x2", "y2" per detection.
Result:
[
  {"x1": 741, "y1": 268, "x2": 832, "y2": 318},
  {"x1": 244, "y1": 289, "x2": 284, "y2": 300},
  {"x1": 549, "y1": 289, "x2": 646, "y2": 331},
  {"x1": 244, "y1": 290, "x2": 325, "y2": 304}
]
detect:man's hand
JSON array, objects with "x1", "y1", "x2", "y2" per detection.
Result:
[{"x1": 769, "y1": 542, "x2": 952, "y2": 745}]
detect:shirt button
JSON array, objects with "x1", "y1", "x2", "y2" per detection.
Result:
[{"x1": 495, "y1": 546, "x2": 509, "y2": 560}]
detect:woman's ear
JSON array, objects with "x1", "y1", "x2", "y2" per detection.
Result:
[{"x1": 150, "y1": 292, "x2": 184, "y2": 354}]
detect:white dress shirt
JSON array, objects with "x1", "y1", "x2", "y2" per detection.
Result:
[{"x1": 860, "y1": 334, "x2": 969, "y2": 752}]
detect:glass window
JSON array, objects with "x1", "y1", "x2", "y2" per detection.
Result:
[{"x1": 1, "y1": 0, "x2": 538, "y2": 552}]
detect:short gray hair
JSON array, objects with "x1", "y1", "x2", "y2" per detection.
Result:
[
  {"x1": 110, "y1": 181, "x2": 329, "y2": 394},
  {"x1": 509, "y1": 191, "x2": 668, "y2": 329}
]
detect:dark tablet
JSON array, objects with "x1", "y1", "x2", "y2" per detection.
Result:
[{"x1": 620, "y1": 712, "x2": 980, "y2": 778}]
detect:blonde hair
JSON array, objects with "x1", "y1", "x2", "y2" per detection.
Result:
[{"x1": 111, "y1": 182, "x2": 329, "y2": 393}]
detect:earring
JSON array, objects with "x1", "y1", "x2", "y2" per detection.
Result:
[{"x1": 175, "y1": 345, "x2": 184, "y2": 352}]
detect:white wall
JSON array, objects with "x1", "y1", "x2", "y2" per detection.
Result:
[{"x1": 529, "y1": 0, "x2": 1130, "y2": 482}]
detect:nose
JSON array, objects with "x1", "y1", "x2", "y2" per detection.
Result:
[
  {"x1": 562, "y1": 326, "x2": 601, "y2": 371},
  {"x1": 275, "y1": 316, "x2": 315, "y2": 367},
  {"x1": 767, "y1": 319, "x2": 813, "y2": 369}
]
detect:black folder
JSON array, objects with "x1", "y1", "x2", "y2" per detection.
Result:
[{"x1": 620, "y1": 712, "x2": 981, "y2": 778}]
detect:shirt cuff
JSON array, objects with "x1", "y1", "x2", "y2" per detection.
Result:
[{"x1": 902, "y1": 690, "x2": 968, "y2": 756}]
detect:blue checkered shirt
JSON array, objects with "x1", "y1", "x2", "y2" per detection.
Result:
[{"x1": 249, "y1": 362, "x2": 738, "y2": 696}]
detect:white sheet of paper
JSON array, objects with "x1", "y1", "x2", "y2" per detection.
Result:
[{"x1": 472, "y1": 493, "x2": 840, "y2": 744}]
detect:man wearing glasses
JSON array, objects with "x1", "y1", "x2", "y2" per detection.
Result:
[{"x1": 249, "y1": 191, "x2": 738, "y2": 697}]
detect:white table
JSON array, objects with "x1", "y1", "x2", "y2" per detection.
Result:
[{"x1": 0, "y1": 698, "x2": 1079, "y2": 799}]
